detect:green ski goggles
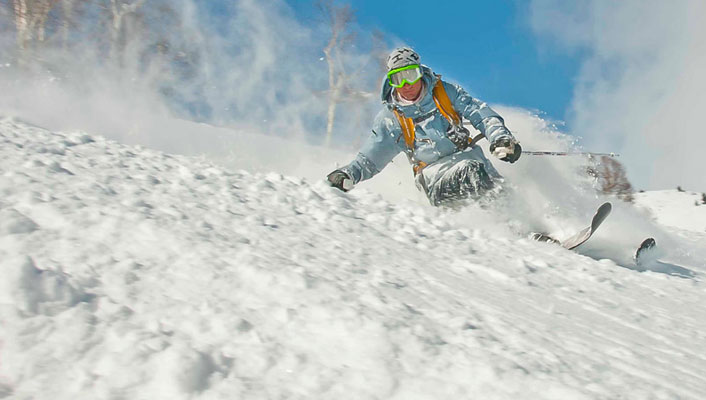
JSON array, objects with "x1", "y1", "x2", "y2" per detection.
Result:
[{"x1": 387, "y1": 65, "x2": 423, "y2": 88}]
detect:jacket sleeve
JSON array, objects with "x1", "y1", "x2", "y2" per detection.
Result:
[
  {"x1": 442, "y1": 81, "x2": 514, "y2": 144},
  {"x1": 339, "y1": 110, "x2": 402, "y2": 184}
]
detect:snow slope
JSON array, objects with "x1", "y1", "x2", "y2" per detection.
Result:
[
  {"x1": 2, "y1": 118, "x2": 706, "y2": 399},
  {"x1": 634, "y1": 190, "x2": 706, "y2": 234}
]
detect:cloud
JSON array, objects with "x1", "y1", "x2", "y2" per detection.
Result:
[{"x1": 529, "y1": 0, "x2": 706, "y2": 190}]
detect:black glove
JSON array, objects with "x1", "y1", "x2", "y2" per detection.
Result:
[
  {"x1": 327, "y1": 170, "x2": 353, "y2": 192},
  {"x1": 490, "y1": 137, "x2": 522, "y2": 163}
]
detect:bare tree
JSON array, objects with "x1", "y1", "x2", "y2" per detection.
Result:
[
  {"x1": 591, "y1": 156, "x2": 634, "y2": 202},
  {"x1": 348, "y1": 28, "x2": 387, "y2": 148},
  {"x1": 12, "y1": 0, "x2": 59, "y2": 50},
  {"x1": 59, "y1": 0, "x2": 87, "y2": 49},
  {"x1": 318, "y1": 0, "x2": 355, "y2": 147},
  {"x1": 30, "y1": 0, "x2": 57, "y2": 42},
  {"x1": 7, "y1": 0, "x2": 87, "y2": 52},
  {"x1": 317, "y1": 1, "x2": 389, "y2": 147},
  {"x1": 13, "y1": 0, "x2": 30, "y2": 50},
  {"x1": 108, "y1": 0, "x2": 145, "y2": 62}
]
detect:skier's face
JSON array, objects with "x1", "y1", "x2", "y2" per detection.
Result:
[{"x1": 396, "y1": 79, "x2": 423, "y2": 101}]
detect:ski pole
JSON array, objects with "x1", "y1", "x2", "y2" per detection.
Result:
[
  {"x1": 466, "y1": 132, "x2": 618, "y2": 157},
  {"x1": 521, "y1": 151, "x2": 619, "y2": 157}
]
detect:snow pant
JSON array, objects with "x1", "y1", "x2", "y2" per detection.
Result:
[{"x1": 415, "y1": 148, "x2": 501, "y2": 207}]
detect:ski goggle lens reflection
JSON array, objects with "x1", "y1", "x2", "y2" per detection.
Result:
[{"x1": 387, "y1": 65, "x2": 422, "y2": 88}]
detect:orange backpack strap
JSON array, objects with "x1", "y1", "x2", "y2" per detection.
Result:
[
  {"x1": 393, "y1": 77, "x2": 459, "y2": 149},
  {"x1": 392, "y1": 108, "x2": 415, "y2": 150},
  {"x1": 432, "y1": 79, "x2": 461, "y2": 126},
  {"x1": 433, "y1": 78, "x2": 486, "y2": 147},
  {"x1": 392, "y1": 78, "x2": 476, "y2": 175},
  {"x1": 393, "y1": 108, "x2": 427, "y2": 175}
]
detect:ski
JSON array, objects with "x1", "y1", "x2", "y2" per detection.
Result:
[
  {"x1": 532, "y1": 202, "x2": 612, "y2": 250},
  {"x1": 633, "y1": 237, "x2": 696, "y2": 278},
  {"x1": 561, "y1": 202, "x2": 612, "y2": 250},
  {"x1": 635, "y1": 237, "x2": 657, "y2": 264}
]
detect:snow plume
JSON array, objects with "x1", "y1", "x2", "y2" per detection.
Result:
[
  {"x1": 0, "y1": 0, "x2": 699, "y2": 268},
  {"x1": 397, "y1": 105, "x2": 705, "y2": 270},
  {"x1": 529, "y1": 0, "x2": 706, "y2": 191},
  {"x1": 0, "y1": 0, "x2": 381, "y2": 150}
]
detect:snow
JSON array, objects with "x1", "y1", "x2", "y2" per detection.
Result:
[
  {"x1": 634, "y1": 190, "x2": 706, "y2": 234},
  {"x1": 1, "y1": 118, "x2": 706, "y2": 399}
]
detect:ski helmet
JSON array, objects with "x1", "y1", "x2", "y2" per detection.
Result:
[{"x1": 386, "y1": 47, "x2": 420, "y2": 71}]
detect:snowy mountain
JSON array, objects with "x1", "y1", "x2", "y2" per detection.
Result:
[{"x1": 1, "y1": 118, "x2": 705, "y2": 399}]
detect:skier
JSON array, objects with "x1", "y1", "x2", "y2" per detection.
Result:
[{"x1": 326, "y1": 47, "x2": 521, "y2": 206}]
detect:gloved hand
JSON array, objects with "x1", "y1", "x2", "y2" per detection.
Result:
[
  {"x1": 327, "y1": 170, "x2": 354, "y2": 192},
  {"x1": 490, "y1": 137, "x2": 522, "y2": 163}
]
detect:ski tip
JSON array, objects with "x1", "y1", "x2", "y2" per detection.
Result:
[
  {"x1": 639, "y1": 237, "x2": 656, "y2": 250},
  {"x1": 635, "y1": 237, "x2": 657, "y2": 261},
  {"x1": 589, "y1": 201, "x2": 613, "y2": 232}
]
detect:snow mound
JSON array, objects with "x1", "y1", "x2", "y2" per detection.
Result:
[
  {"x1": 1, "y1": 118, "x2": 706, "y2": 399},
  {"x1": 0, "y1": 209, "x2": 39, "y2": 235},
  {"x1": 0, "y1": 256, "x2": 87, "y2": 316}
]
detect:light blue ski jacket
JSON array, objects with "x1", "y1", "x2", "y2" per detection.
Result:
[{"x1": 340, "y1": 65, "x2": 514, "y2": 184}]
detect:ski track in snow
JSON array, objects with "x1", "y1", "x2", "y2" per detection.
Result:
[{"x1": 1, "y1": 119, "x2": 705, "y2": 399}]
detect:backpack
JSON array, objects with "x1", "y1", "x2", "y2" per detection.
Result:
[{"x1": 392, "y1": 77, "x2": 484, "y2": 175}]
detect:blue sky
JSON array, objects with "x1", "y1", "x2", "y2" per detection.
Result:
[{"x1": 287, "y1": 0, "x2": 582, "y2": 124}]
